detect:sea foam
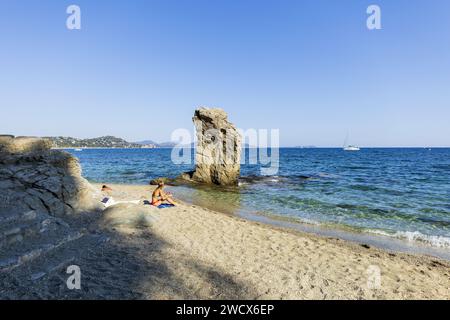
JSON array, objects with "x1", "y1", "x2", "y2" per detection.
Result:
[{"x1": 368, "y1": 229, "x2": 450, "y2": 248}]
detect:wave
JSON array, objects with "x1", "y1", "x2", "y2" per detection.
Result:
[
  {"x1": 122, "y1": 170, "x2": 139, "y2": 175},
  {"x1": 431, "y1": 164, "x2": 450, "y2": 171},
  {"x1": 367, "y1": 230, "x2": 450, "y2": 248},
  {"x1": 340, "y1": 165, "x2": 372, "y2": 170}
]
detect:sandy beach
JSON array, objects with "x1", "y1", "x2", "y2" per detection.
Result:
[
  {"x1": 67, "y1": 183, "x2": 449, "y2": 299},
  {"x1": 1, "y1": 174, "x2": 449, "y2": 299}
]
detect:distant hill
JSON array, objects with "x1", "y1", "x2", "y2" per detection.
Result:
[
  {"x1": 46, "y1": 136, "x2": 155, "y2": 149},
  {"x1": 157, "y1": 141, "x2": 178, "y2": 148},
  {"x1": 135, "y1": 140, "x2": 182, "y2": 148},
  {"x1": 134, "y1": 140, "x2": 159, "y2": 146},
  {"x1": 46, "y1": 136, "x2": 257, "y2": 149}
]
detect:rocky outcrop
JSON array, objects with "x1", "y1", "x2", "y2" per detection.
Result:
[
  {"x1": 0, "y1": 136, "x2": 103, "y2": 274},
  {"x1": 183, "y1": 108, "x2": 241, "y2": 185},
  {"x1": 0, "y1": 136, "x2": 100, "y2": 217}
]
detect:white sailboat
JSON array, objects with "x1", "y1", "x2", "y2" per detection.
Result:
[
  {"x1": 343, "y1": 133, "x2": 360, "y2": 151},
  {"x1": 343, "y1": 145, "x2": 360, "y2": 151}
]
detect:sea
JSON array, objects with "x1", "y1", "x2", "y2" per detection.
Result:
[{"x1": 68, "y1": 147, "x2": 450, "y2": 259}]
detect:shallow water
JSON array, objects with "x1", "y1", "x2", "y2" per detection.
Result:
[{"x1": 71, "y1": 148, "x2": 450, "y2": 250}]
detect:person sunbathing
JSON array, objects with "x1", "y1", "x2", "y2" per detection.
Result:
[
  {"x1": 101, "y1": 185, "x2": 113, "y2": 193},
  {"x1": 100, "y1": 184, "x2": 140, "y2": 208},
  {"x1": 151, "y1": 181, "x2": 176, "y2": 206}
]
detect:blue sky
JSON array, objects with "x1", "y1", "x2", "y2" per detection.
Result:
[{"x1": 0, "y1": 0, "x2": 449, "y2": 147}]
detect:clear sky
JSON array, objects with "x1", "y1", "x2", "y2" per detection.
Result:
[{"x1": 1, "y1": 0, "x2": 449, "y2": 147}]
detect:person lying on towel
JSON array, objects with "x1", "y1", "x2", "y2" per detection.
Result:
[{"x1": 100, "y1": 185, "x2": 140, "y2": 208}]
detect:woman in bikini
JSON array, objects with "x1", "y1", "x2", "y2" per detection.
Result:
[{"x1": 151, "y1": 181, "x2": 176, "y2": 206}]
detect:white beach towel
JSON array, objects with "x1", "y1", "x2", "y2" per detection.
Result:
[{"x1": 101, "y1": 197, "x2": 140, "y2": 208}]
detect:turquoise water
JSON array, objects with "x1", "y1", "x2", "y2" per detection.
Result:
[{"x1": 71, "y1": 148, "x2": 450, "y2": 248}]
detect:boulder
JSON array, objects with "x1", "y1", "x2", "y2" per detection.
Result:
[
  {"x1": 183, "y1": 108, "x2": 241, "y2": 185},
  {"x1": 0, "y1": 136, "x2": 105, "y2": 280},
  {"x1": 0, "y1": 136, "x2": 101, "y2": 218}
]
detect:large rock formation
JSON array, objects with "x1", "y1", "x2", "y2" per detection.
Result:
[
  {"x1": 0, "y1": 136, "x2": 103, "y2": 274},
  {"x1": 184, "y1": 108, "x2": 241, "y2": 185},
  {"x1": 0, "y1": 136, "x2": 99, "y2": 216}
]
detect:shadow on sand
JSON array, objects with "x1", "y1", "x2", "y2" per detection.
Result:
[{"x1": 2, "y1": 205, "x2": 255, "y2": 299}]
